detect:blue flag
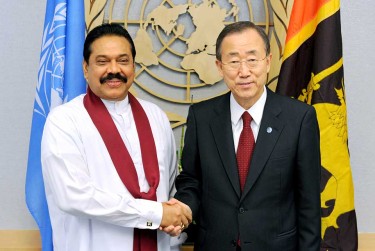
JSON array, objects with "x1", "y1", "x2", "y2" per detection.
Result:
[{"x1": 25, "y1": 1, "x2": 86, "y2": 250}]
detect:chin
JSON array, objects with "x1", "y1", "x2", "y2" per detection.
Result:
[{"x1": 102, "y1": 93, "x2": 123, "y2": 101}]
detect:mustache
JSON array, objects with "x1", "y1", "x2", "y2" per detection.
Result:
[{"x1": 99, "y1": 73, "x2": 128, "y2": 84}]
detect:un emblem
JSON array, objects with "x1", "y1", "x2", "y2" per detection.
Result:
[{"x1": 86, "y1": 0, "x2": 291, "y2": 129}]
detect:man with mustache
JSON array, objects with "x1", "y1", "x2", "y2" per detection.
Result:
[{"x1": 41, "y1": 23, "x2": 191, "y2": 251}]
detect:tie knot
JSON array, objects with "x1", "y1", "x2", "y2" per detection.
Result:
[{"x1": 242, "y1": 111, "x2": 252, "y2": 127}]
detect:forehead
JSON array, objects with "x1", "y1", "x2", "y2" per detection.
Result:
[
  {"x1": 90, "y1": 35, "x2": 132, "y2": 56},
  {"x1": 221, "y1": 28, "x2": 265, "y2": 56}
]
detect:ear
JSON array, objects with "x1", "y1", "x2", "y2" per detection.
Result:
[
  {"x1": 82, "y1": 60, "x2": 88, "y2": 80},
  {"x1": 266, "y1": 53, "x2": 272, "y2": 73},
  {"x1": 215, "y1": 59, "x2": 224, "y2": 77}
]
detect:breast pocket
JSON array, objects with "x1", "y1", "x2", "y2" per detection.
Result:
[
  {"x1": 268, "y1": 148, "x2": 295, "y2": 161},
  {"x1": 267, "y1": 148, "x2": 295, "y2": 179}
]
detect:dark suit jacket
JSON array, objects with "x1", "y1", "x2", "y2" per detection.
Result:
[{"x1": 175, "y1": 88, "x2": 321, "y2": 251}]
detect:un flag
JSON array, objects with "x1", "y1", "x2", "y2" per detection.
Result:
[{"x1": 25, "y1": 1, "x2": 86, "y2": 250}]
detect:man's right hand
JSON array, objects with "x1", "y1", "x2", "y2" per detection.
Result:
[{"x1": 160, "y1": 198, "x2": 192, "y2": 229}]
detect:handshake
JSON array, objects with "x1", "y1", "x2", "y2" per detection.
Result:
[{"x1": 160, "y1": 198, "x2": 192, "y2": 236}]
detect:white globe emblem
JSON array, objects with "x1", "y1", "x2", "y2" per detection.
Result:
[
  {"x1": 123, "y1": 1, "x2": 249, "y2": 104},
  {"x1": 105, "y1": 0, "x2": 276, "y2": 127}
]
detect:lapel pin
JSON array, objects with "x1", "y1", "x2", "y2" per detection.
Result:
[{"x1": 267, "y1": 127, "x2": 272, "y2": 133}]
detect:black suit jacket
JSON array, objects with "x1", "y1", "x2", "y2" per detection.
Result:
[{"x1": 175, "y1": 89, "x2": 321, "y2": 251}]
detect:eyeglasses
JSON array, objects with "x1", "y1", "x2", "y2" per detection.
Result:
[{"x1": 221, "y1": 56, "x2": 268, "y2": 71}]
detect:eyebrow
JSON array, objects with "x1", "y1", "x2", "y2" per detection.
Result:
[
  {"x1": 227, "y1": 50, "x2": 258, "y2": 57},
  {"x1": 95, "y1": 53, "x2": 130, "y2": 59}
]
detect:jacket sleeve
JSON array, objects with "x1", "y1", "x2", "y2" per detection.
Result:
[
  {"x1": 296, "y1": 106, "x2": 321, "y2": 250},
  {"x1": 174, "y1": 105, "x2": 201, "y2": 219}
]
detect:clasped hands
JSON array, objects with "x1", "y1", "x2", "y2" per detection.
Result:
[{"x1": 160, "y1": 198, "x2": 192, "y2": 236}]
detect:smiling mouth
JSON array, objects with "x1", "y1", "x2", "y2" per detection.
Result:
[
  {"x1": 238, "y1": 82, "x2": 252, "y2": 86},
  {"x1": 105, "y1": 80, "x2": 123, "y2": 87}
]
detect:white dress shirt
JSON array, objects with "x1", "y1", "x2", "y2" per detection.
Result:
[
  {"x1": 41, "y1": 94, "x2": 178, "y2": 251},
  {"x1": 230, "y1": 86, "x2": 267, "y2": 152}
]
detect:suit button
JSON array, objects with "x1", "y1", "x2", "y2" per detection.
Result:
[
  {"x1": 239, "y1": 207, "x2": 245, "y2": 214},
  {"x1": 231, "y1": 239, "x2": 237, "y2": 247}
]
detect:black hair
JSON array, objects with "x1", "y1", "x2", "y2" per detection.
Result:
[
  {"x1": 215, "y1": 21, "x2": 270, "y2": 61},
  {"x1": 83, "y1": 23, "x2": 136, "y2": 63}
]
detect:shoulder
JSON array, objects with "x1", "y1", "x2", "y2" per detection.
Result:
[
  {"x1": 46, "y1": 95, "x2": 87, "y2": 128},
  {"x1": 137, "y1": 97, "x2": 166, "y2": 117},
  {"x1": 48, "y1": 95, "x2": 85, "y2": 119},
  {"x1": 43, "y1": 95, "x2": 88, "y2": 140},
  {"x1": 266, "y1": 90, "x2": 318, "y2": 129},
  {"x1": 136, "y1": 97, "x2": 171, "y2": 127},
  {"x1": 190, "y1": 92, "x2": 230, "y2": 114},
  {"x1": 267, "y1": 89, "x2": 315, "y2": 114},
  {"x1": 137, "y1": 97, "x2": 163, "y2": 112}
]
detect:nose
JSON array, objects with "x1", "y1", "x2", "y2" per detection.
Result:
[
  {"x1": 238, "y1": 61, "x2": 251, "y2": 77},
  {"x1": 107, "y1": 60, "x2": 120, "y2": 73}
]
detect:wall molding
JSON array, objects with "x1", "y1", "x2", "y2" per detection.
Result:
[{"x1": 0, "y1": 231, "x2": 373, "y2": 251}]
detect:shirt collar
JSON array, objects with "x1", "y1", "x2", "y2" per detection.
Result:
[
  {"x1": 230, "y1": 86, "x2": 267, "y2": 126},
  {"x1": 101, "y1": 95, "x2": 130, "y2": 115}
]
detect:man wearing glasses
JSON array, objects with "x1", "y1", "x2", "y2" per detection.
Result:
[{"x1": 174, "y1": 21, "x2": 321, "y2": 251}]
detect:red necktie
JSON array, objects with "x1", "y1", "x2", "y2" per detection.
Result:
[{"x1": 236, "y1": 111, "x2": 255, "y2": 191}]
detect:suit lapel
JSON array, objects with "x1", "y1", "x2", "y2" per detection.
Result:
[
  {"x1": 241, "y1": 90, "x2": 285, "y2": 201},
  {"x1": 210, "y1": 93, "x2": 241, "y2": 198}
]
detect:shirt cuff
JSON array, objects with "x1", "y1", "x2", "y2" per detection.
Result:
[{"x1": 135, "y1": 199, "x2": 162, "y2": 229}]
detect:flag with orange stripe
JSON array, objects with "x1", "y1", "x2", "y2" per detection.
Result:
[{"x1": 277, "y1": 0, "x2": 358, "y2": 250}]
